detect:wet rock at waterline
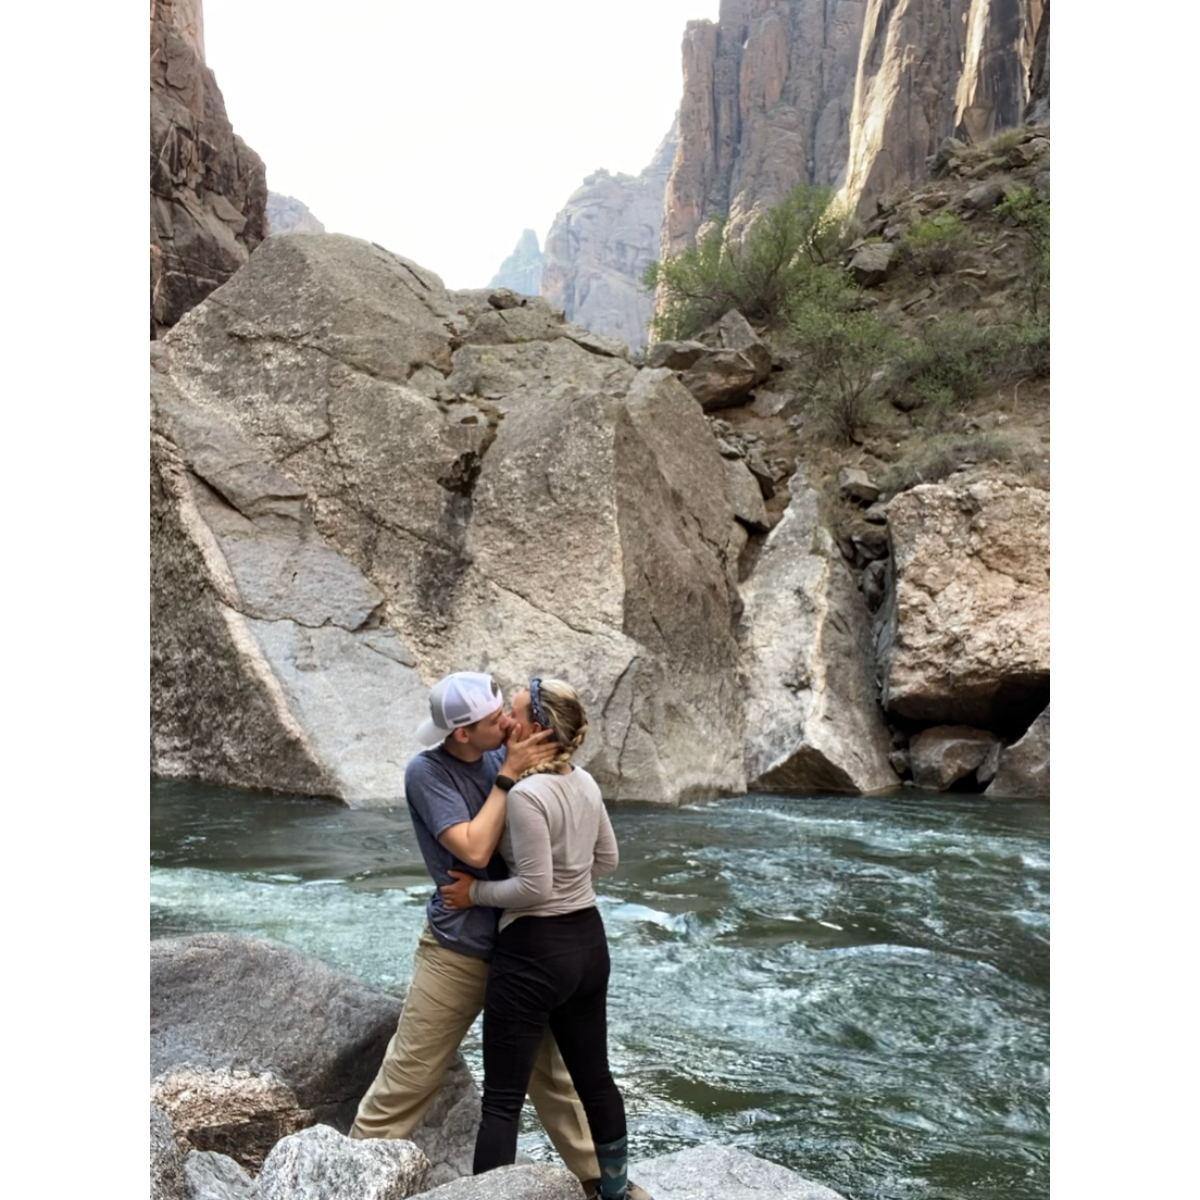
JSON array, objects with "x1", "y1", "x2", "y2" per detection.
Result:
[
  {"x1": 411, "y1": 1164, "x2": 586, "y2": 1199},
  {"x1": 150, "y1": 934, "x2": 478, "y2": 1176},
  {"x1": 257, "y1": 1124, "x2": 429, "y2": 1200},
  {"x1": 150, "y1": 935, "x2": 399, "y2": 1166},
  {"x1": 875, "y1": 479, "x2": 1049, "y2": 730},
  {"x1": 739, "y1": 473, "x2": 897, "y2": 795},
  {"x1": 986, "y1": 706, "x2": 1050, "y2": 798},
  {"x1": 909, "y1": 725, "x2": 1003, "y2": 791},
  {"x1": 633, "y1": 1145, "x2": 848, "y2": 1200},
  {"x1": 151, "y1": 234, "x2": 745, "y2": 805}
]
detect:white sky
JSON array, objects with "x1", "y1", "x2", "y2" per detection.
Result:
[{"x1": 204, "y1": 1, "x2": 719, "y2": 289}]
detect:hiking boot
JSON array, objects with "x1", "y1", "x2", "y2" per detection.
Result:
[{"x1": 581, "y1": 1181, "x2": 654, "y2": 1200}]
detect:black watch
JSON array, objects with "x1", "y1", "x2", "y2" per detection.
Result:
[{"x1": 495, "y1": 774, "x2": 516, "y2": 793}]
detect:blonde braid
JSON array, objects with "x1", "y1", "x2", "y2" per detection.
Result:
[{"x1": 518, "y1": 679, "x2": 588, "y2": 780}]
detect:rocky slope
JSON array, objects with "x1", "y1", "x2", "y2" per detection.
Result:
[
  {"x1": 488, "y1": 229, "x2": 544, "y2": 296},
  {"x1": 150, "y1": 0, "x2": 267, "y2": 337},
  {"x1": 644, "y1": 127, "x2": 1051, "y2": 798},
  {"x1": 538, "y1": 122, "x2": 678, "y2": 351},
  {"x1": 266, "y1": 191, "x2": 326, "y2": 236}
]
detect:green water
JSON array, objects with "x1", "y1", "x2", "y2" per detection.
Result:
[{"x1": 150, "y1": 780, "x2": 1049, "y2": 1200}]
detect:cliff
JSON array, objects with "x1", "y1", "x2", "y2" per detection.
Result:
[
  {"x1": 539, "y1": 122, "x2": 678, "y2": 351},
  {"x1": 266, "y1": 192, "x2": 326, "y2": 236},
  {"x1": 150, "y1": 0, "x2": 267, "y2": 337},
  {"x1": 662, "y1": 1, "x2": 866, "y2": 260},
  {"x1": 835, "y1": 0, "x2": 1043, "y2": 216},
  {"x1": 488, "y1": 228, "x2": 544, "y2": 296}
]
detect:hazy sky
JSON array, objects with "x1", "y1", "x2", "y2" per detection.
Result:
[{"x1": 204, "y1": 1, "x2": 719, "y2": 289}]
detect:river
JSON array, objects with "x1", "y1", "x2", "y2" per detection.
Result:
[{"x1": 150, "y1": 779, "x2": 1049, "y2": 1200}]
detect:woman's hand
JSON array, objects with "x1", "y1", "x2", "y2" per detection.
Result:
[{"x1": 440, "y1": 869, "x2": 476, "y2": 910}]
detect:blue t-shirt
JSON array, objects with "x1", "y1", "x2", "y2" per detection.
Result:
[{"x1": 404, "y1": 745, "x2": 508, "y2": 960}]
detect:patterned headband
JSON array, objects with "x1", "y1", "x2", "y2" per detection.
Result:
[{"x1": 528, "y1": 677, "x2": 551, "y2": 728}]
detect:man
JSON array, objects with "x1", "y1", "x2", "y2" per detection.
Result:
[{"x1": 350, "y1": 671, "x2": 603, "y2": 1186}]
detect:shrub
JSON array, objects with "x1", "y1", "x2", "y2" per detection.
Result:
[
  {"x1": 788, "y1": 287, "x2": 905, "y2": 446},
  {"x1": 643, "y1": 184, "x2": 852, "y2": 341},
  {"x1": 903, "y1": 211, "x2": 969, "y2": 275},
  {"x1": 879, "y1": 432, "x2": 1020, "y2": 494},
  {"x1": 997, "y1": 185, "x2": 1050, "y2": 315},
  {"x1": 896, "y1": 316, "x2": 1002, "y2": 411}
]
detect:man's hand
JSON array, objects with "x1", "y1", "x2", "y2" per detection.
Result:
[
  {"x1": 440, "y1": 869, "x2": 476, "y2": 910},
  {"x1": 501, "y1": 727, "x2": 558, "y2": 778}
]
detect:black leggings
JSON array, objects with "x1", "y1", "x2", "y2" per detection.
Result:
[{"x1": 473, "y1": 906, "x2": 626, "y2": 1174}]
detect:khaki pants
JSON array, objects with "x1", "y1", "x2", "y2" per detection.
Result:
[{"x1": 350, "y1": 925, "x2": 599, "y2": 1181}]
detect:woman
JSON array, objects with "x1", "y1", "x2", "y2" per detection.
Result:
[{"x1": 440, "y1": 677, "x2": 631, "y2": 1200}]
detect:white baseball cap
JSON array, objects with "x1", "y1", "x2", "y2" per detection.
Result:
[{"x1": 415, "y1": 672, "x2": 504, "y2": 747}]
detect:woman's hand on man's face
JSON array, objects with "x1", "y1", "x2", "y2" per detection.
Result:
[{"x1": 441, "y1": 869, "x2": 476, "y2": 910}]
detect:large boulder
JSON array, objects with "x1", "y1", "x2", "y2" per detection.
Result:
[
  {"x1": 411, "y1": 1165, "x2": 585, "y2": 1199},
  {"x1": 986, "y1": 706, "x2": 1050, "y2": 798},
  {"x1": 150, "y1": 935, "x2": 401, "y2": 1168},
  {"x1": 151, "y1": 362, "x2": 430, "y2": 803},
  {"x1": 739, "y1": 473, "x2": 898, "y2": 794},
  {"x1": 152, "y1": 1103, "x2": 188, "y2": 1200},
  {"x1": 632, "y1": 1146, "x2": 847, "y2": 1199},
  {"x1": 150, "y1": 0, "x2": 267, "y2": 336},
  {"x1": 909, "y1": 725, "x2": 1003, "y2": 791},
  {"x1": 875, "y1": 479, "x2": 1049, "y2": 730},
  {"x1": 152, "y1": 234, "x2": 747, "y2": 805},
  {"x1": 678, "y1": 311, "x2": 773, "y2": 411},
  {"x1": 257, "y1": 1125, "x2": 428, "y2": 1200}
]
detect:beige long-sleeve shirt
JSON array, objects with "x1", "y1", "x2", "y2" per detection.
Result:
[{"x1": 469, "y1": 766, "x2": 618, "y2": 931}]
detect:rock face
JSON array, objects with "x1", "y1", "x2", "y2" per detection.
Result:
[
  {"x1": 150, "y1": 0, "x2": 267, "y2": 337},
  {"x1": 739, "y1": 472, "x2": 897, "y2": 794},
  {"x1": 150, "y1": 354, "x2": 430, "y2": 803},
  {"x1": 875, "y1": 479, "x2": 1049, "y2": 731},
  {"x1": 489, "y1": 229, "x2": 545, "y2": 296},
  {"x1": 1025, "y1": 0, "x2": 1050, "y2": 124},
  {"x1": 836, "y1": 0, "x2": 1044, "y2": 216},
  {"x1": 257, "y1": 1125, "x2": 429, "y2": 1200},
  {"x1": 267, "y1": 192, "x2": 326, "y2": 236},
  {"x1": 150, "y1": 934, "x2": 401, "y2": 1167},
  {"x1": 986, "y1": 705, "x2": 1049, "y2": 797},
  {"x1": 661, "y1": 1, "x2": 867, "y2": 260},
  {"x1": 541, "y1": 122, "x2": 678, "y2": 351},
  {"x1": 633, "y1": 1145, "x2": 848, "y2": 1199},
  {"x1": 152, "y1": 233, "x2": 746, "y2": 805}
]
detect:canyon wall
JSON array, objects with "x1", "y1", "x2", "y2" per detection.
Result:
[
  {"x1": 488, "y1": 229, "x2": 545, "y2": 296},
  {"x1": 150, "y1": 0, "x2": 267, "y2": 337},
  {"x1": 539, "y1": 123, "x2": 678, "y2": 351}
]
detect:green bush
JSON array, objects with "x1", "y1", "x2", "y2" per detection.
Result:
[
  {"x1": 903, "y1": 212, "x2": 969, "y2": 275},
  {"x1": 788, "y1": 287, "x2": 905, "y2": 446},
  {"x1": 896, "y1": 316, "x2": 1000, "y2": 410},
  {"x1": 643, "y1": 184, "x2": 851, "y2": 341},
  {"x1": 997, "y1": 186, "x2": 1050, "y2": 315},
  {"x1": 879, "y1": 432, "x2": 1020, "y2": 494}
]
